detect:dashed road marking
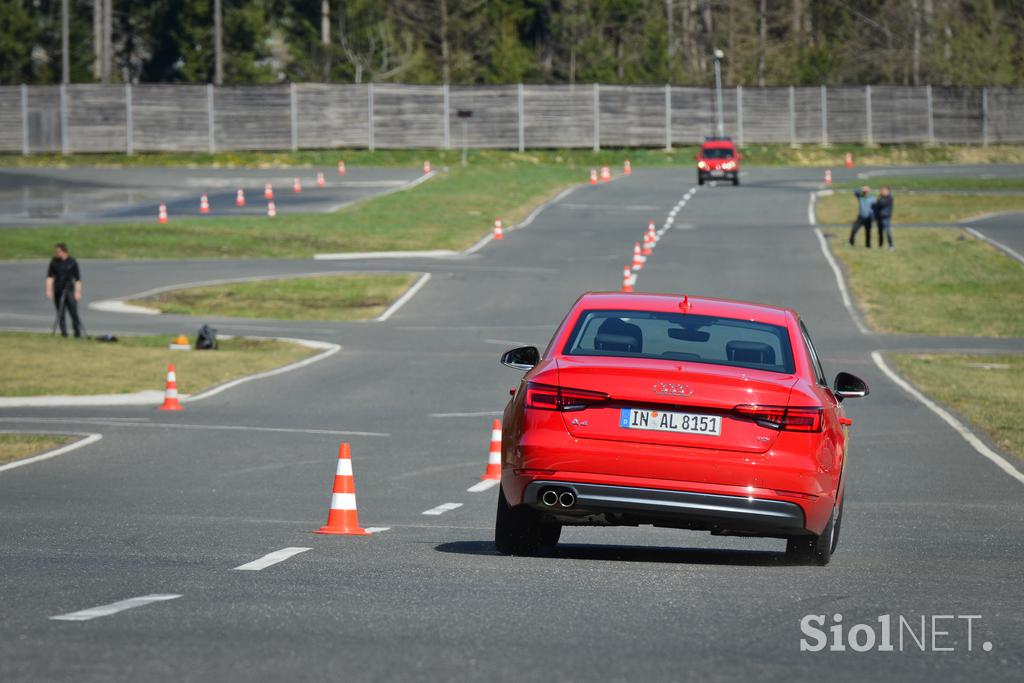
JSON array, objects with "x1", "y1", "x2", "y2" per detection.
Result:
[
  {"x1": 50, "y1": 594, "x2": 182, "y2": 622},
  {"x1": 234, "y1": 547, "x2": 311, "y2": 571},
  {"x1": 364, "y1": 527, "x2": 391, "y2": 534},
  {"x1": 467, "y1": 479, "x2": 500, "y2": 493},
  {"x1": 430, "y1": 411, "x2": 503, "y2": 418},
  {"x1": 422, "y1": 502, "x2": 463, "y2": 516}
]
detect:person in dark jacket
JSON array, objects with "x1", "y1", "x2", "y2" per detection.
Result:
[
  {"x1": 45, "y1": 243, "x2": 83, "y2": 337},
  {"x1": 873, "y1": 185, "x2": 894, "y2": 250},
  {"x1": 848, "y1": 186, "x2": 874, "y2": 248}
]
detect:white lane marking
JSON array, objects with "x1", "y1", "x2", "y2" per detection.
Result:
[
  {"x1": 871, "y1": 351, "x2": 1024, "y2": 485},
  {"x1": 812, "y1": 227, "x2": 871, "y2": 335},
  {"x1": 422, "y1": 502, "x2": 464, "y2": 516},
  {"x1": 89, "y1": 300, "x2": 160, "y2": 315},
  {"x1": 0, "y1": 433, "x2": 102, "y2": 474},
  {"x1": 364, "y1": 527, "x2": 391, "y2": 534},
  {"x1": 376, "y1": 273, "x2": 431, "y2": 322},
  {"x1": 484, "y1": 338, "x2": 530, "y2": 346},
  {"x1": 964, "y1": 227, "x2": 1024, "y2": 266},
  {"x1": 430, "y1": 410, "x2": 503, "y2": 418},
  {"x1": 0, "y1": 392, "x2": 167, "y2": 408},
  {"x1": 314, "y1": 249, "x2": 456, "y2": 261},
  {"x1": 467, "y1": 479, "x2": 500, "y2": 493},
  {"x1": 325, "y1": 169, "x2": 438, "y2": 212},
  {"x1": 0, "y1": 417, "x2": 388, "y2": 438},
  {"x1": 50, "y1": 594, "x2": 182, "y2": 622},
  {"x1": 234, "y1": 547, "x2": 311, "y2": 571},
  {"x1": 807, "y1": 191, "x2": 818, "y2": 226},
  {"x1": 463, "y1": 184, "x2": 580, "y2": 255}
]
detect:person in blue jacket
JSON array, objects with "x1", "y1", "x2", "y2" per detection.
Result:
[
  {"x1": 873, "y1": 186, "x2": 894, "y2": 250},
  {"x1": 848, "y1": 186, "x2": 875, "y2": 248}
]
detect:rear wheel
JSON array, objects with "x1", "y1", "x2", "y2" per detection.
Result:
[
  {"x1": 786, "y1": 504, "x2": 837, "y2": 566},
  {"x1": 494, "y1": 486, "x2": 561, "y2": 556}
]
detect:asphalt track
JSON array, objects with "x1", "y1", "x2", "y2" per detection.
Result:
[{"x1": 0, "y1": 165, "x2": 1022, "y2": 681}]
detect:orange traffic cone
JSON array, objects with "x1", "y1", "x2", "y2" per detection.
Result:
[
  {"x1": 624, "y1": 159, "x2": 632, "y2": 176},
  {"x1": 264, "y1": 183, "x2": 274, "y2": 200},
  {"x1": 423, "y1": 160, "x2": 431, "y2": 174},
  {"x1": 199, "y1": 194, "x2": 210, "y2": 214},
  {"x1": 235, "y1": 189, "x2": 246, "y2": 207},
  {"x1": 824, "y1": 169, "x2": 833, "y2": 185},
  {"x1": 314, "y1": 443, "x2": 370, "y2": 535},
  {"x1": 158, "y1": 364, "x2": 183, "y2": 411},
  {"x1": 493, "y1": 218, "x2": 504, "y2": 241},
  {"x1": 844, "y1": 153, "x2": 854, "y2": 169},
  {"x1": 600, "y1": 166, "x2": 611, "y2": 182},
  {"x1": 481, "y1": 419, "x2": 502, "y2": 480},
  {"x1": 621, "y1": 265, "x2": 634, "y2": 293},
  {"x1": 292, "y1": 177, "x2": 302, "y2": 193},
  {"x1": 648, "y1": 222, "x2": 658, "y2": 244},
  {"x1": 157, "y1": 203, "x2": 168, "y2": 224},
  {"x1": 337, "y1": 160, "x2": 346, "y2": 175},
  {"x1": 590, "y1": 169, "x2": 598, "y2": 185},
  {"x1": 316, "y1": 172, "x2": 326, "y2": 188},
  {"x1": 642, "y1": 231, "x2": 653, "y2": 256},
  {"x1": 632, "y1": 242, "x2": 645, "y2": 271},
  {"x1": 267, "y1": 201, "x2": 277, "y2": 218}
]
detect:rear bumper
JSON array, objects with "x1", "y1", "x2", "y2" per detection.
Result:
[{"x1": 523, "y1": 480, "x2": 806, "y2": 536}]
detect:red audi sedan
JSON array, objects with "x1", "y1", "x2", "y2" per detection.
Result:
[{"x1": 495, "y1": 292, "x2": 868, "y2": 565}]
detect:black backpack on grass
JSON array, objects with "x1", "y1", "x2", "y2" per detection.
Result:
[{"x1": 196, "y1": 324, "x2": 218, "y2": 350}]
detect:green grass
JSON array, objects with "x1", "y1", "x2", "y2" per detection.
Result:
[
  {"x1": 889, "y1": 353, "x2": 1024, "y2": 464},
  {"x1": 832, "y1": 175, "x2": 1024, "y2": 193},
  {"x1": 821, "y1": 227, "x2": 1024, "y2": 337},
  {"x1": 0, "y1": 434, "x2": 76, "y2": 465},
  {"x1": 132, "y1": 273, "x2": 418, "y2": 321},
  {"x1": 5, "y1": 144, "x2": 1024, "y2": 169},
  {"x1": 0, "y1": 164, "x2": 579, "y2": 260},
  {"x1": 817, "y1": 191, "x2": 1024, "y2": 224},
  {"x1": 0, "y1": 332, "x2": 315, "y2": 396}
]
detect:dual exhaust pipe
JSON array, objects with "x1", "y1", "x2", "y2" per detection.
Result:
[{"x1": 540, "y1": 487, "x2": 576, "y2": 509}]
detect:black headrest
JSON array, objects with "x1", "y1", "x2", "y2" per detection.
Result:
[
  {"x1": 726, "y1": 340, "x2": 775, "y2": 366},
  {"x1": 595, "y1": 318, "x2": 643, "y2": 353}
]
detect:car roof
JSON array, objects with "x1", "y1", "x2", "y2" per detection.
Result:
[
  {"x1": 700, "y1": 140, "x2": 736, "y2": 149},
  {"x1": 572, "y1": 292, "x2": 794, "y2": 327}
]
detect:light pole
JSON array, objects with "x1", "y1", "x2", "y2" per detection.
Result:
[{"x1": 713, "y1": 48, "x2": 725, "y2": 137}]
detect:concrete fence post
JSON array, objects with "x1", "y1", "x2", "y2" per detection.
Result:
[
  {"x1": 442, "y1": 84, "x2": 450, "y2": 150},
  {"x1": 289, "y1": 82, "x2": 298, "y2": 152},
  {"x1": 367, "y1": 82, "x2": 375, "y2": 151},
  {"x1": 788, "y1": 85, "x2": 797, "y2": 146},
  {"x1": 20, "y1": 84, "x2": 29, "y2": 156},
  {"x1": 517, "y1": 83, "x2": 525, "y2": 152},
  {"x1": 735, "y1": 86, "x2": 743, "y2": 146},
  {"x1": 592, "y1": 82, "x2": 600, "y2": 152},
  {"x1": 926, "y1": 85, "x2": 935, "y2": 144},
  {"x1": 60, "y1": 84, "x2": 69, "y2": 155},
  {"x1": 865, "y1": 85, "x2": 873, "y2": 145},
  {"x1": 820, "y1": 85, "x2": 828, "y2": 146},
  {"x1": 664, "y1": 84, "x2": 672, "y2": 150},
  {"x1": 207, "y1": 84, "x2": 215, "y2": 154},
  {"x1": 125, "y1": 83, "x2": 133, "y2": 155},
  {"x1": 981, "y1": 87, "x2": 989, "y2": 146}
]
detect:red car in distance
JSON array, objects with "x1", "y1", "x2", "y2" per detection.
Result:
[
  {"x1": 496, "y1": 292, "x2": 868, "y2": 565},
  {"x1": 696, "y1": 136, "x2": 740, "y2": 186}
]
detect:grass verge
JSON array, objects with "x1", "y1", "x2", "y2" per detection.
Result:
[
  {"x1": 888, "y1": 353, "x2": 1024, "y2": 464},
  {"x1": 0, "y1": 164, "x2": 578, "y2": 260},
  {"x1": 0, "y1": 434, "x2": 76, "y2": 465},
  {"x1": 817, "y1": 190, "x2": 1024, "y2": 225},
  {"x1": 131, "y1": 273, "x2": 418, "y2": 321},
  {"x1": 821, "y1": 227, "x2": 1024, "y2": 337},
  {"x1": 0, "y1": 332, "x2": 316, "y2": 397},
  {"x1": 4, "y1": 144, "x2": 1024, "y2": 169}
]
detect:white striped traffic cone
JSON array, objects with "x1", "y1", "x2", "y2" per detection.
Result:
[
  {"x1": 157, "y1": 203, "x2": 168, "y2": 224},
  {"x1": 267, "y1": 201, "x2": 277, "y2": 218},
  {"x1": 621, "y1": 265, "x2": 634, "y2": 293},
  {"x1": 314, "y1": 443, "x2": 369, "y2": 535},
  {"x1": 481, "y1": 419, "x2": 502, "y2": 480},
  {"x1": 264, "y1": 183, "x2": 274, "y2": 200},
  {"x1": 199, "y1": 194, "x2": 210, "y2": 214},
  {"x1": 158, "y1": 364, "x2": 183, "y2": 411},
  {"x1": 236, "y1": 188, "x2": 246, "y2": 207},
  {"x1": 292, "y1": 177, "x2": 302, "y2": 193},
  {"x1": 631, "y1": 242, "x2": 646, "y2": 271},
  {"x1": 316, "y1": 171, "x2": 326, "y2": 188},
  {"x1": 337, "y1": 160, "x2": 346, "y2": 175},
  {"x1": 423, "y1": 160, "x2": 431, "y2": 174},
  {"x1": 600, "y1": 166, "x2": 611, "y2": 182},
  {"x1": 493, "y1": 218, "x2": 504, "y2": 241}
]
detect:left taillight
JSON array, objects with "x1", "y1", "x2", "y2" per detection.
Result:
[
  {"x1": 733, "y1": 405, "x2": 823, "y2": 432},
  {"x1": 525, "y1": 382, "x2": 609, "y2": 412}
]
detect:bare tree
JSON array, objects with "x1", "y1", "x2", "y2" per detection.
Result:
[
  {"x1": 757, "y1": 0, "x2": 766, "y2": 87},
  {"x1": 93, "y1": 0, "x2": 102, "y2": 79},
  {"x1": 911, "y1": 0, "x2": 920, "y2": 85},
  {"x1": 214, "y1": 0, "x2": 223, "y2": 85}
]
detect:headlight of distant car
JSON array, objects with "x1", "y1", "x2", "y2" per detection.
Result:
[
  {"x1": 722, "y1": 161, "x2": 736, "y2": 170},
  {"x1": 697, "y1": 161, "x2": 708, "y2": 169}
]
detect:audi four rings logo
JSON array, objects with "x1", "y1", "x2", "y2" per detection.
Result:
[{"x1": 653, "y1": 382, "x2": 693, "y2": 397}]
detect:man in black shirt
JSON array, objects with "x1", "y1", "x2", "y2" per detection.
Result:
[
  {"x1": 45, "y1": 243, "x2": 83, "y2": 338},
  {"x1": 873, "y1": 186, "x2": 895, "y2": 250}
]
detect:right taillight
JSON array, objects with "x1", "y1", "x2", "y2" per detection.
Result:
[
  {"x1": 526, "y1": 382, "x2": 609, "y2": 412},
  {"x1": 733, "y1": 405, "x2": 822, "y2": 432}
]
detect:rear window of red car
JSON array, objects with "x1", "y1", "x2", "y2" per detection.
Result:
[{"x1": 562, "y1": 309, "x2": 795, "y2": 374}]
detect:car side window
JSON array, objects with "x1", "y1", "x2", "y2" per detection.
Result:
[{"x1": 799, "y1": 320, "x2": 827, "y2": 386}]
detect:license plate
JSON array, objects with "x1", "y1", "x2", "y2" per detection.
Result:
[
  {"x1": 620, "y1": 408, "x2": 722, "y2": 436},
  {"x1": 710, "y1": 170, "x2": 724, "y2": 177}
]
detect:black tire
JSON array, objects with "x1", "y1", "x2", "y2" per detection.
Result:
[
  {"x1": 494, "y1": 486, "x2": 560, "y2": 556},
  {"x1": 697, "y1": 173, "x2": 705, "y2": 185},
  {"x1": 786, "y1": 504, "x2": 837, "y2": 566},
  {"x1": 732, "y1": 175, "x2": 740, "y2": 186}
]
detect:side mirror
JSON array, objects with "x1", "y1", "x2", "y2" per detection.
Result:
[
  {"x1": 501, "y1": 346, "x2": 540, "y2": 371},
  {"x1": 833, "y1": 372, "x2": 869, "y2": 401}
]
